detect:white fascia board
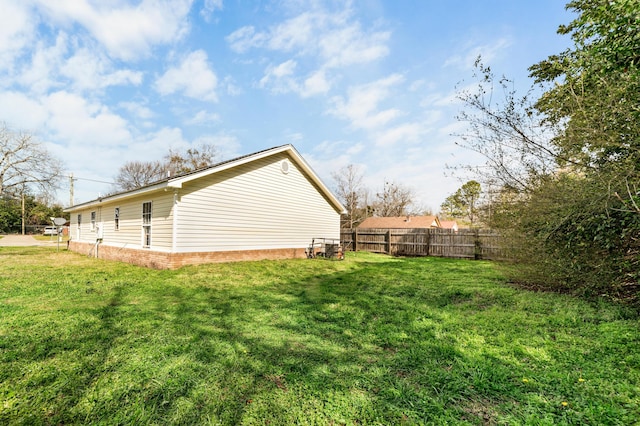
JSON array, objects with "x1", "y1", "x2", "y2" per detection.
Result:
[{"x1": 64, "y1": 182, "x2": 169, "y2": 212}]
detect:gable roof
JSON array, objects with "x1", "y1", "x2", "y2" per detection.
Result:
[
  {"x1": 65, "y1": 144, "x2": 345, "y2": 214},
  {"x1": 439, "y1": 220, "x2": 459, "y2": 230},
  {"x1": 357, "y1": 215, "x2": 441, "y2": 229}
]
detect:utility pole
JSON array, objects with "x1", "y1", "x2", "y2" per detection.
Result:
[
  {"x1": 69, "y1": 173, "x2": 74, "y2": 207},
  {"x1": 21, "y1": 186, "x2": 25, "y2": 235}
]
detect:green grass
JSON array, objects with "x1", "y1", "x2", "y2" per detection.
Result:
[{"x1": 1, "y1": 248, "x2": 638, "y2": 425}]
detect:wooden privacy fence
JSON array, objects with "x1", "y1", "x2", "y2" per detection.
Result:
[{"x1": 340, "y1": 228, "x2": 506, "y2": 260}]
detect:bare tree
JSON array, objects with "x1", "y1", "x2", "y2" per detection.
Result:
[
  {"x1": 453, "y1": 58, "x2": 564, "y2": 193},
  {"x1": 0, "y1": 123, "x2": 63, "y2": 198},
  {"x1": 374, "y1": 181, "x2": 413, "y2": 217},
  {"x1": 112, "y1": 143, "x2": 221, "y2": 192},
  {"x1": 165, "y1": 143, "x2": 219, "y2": 175},
  {"x1": 112, "y1": 160, "x2": 166, "y2": 192},
  {"x1": 331, "y1": 164, "x2": 367, "y2": 228}
]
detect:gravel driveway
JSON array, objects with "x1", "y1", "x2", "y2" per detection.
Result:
[{"x1": 0, "y1": 235, "x2": 56, "y2": 247}]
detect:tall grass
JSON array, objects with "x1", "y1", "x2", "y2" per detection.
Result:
[{"x1": 1, "y1": 247, "x2": 638, "y2": 424}]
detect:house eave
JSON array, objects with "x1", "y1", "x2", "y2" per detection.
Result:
[{"x1": 64, "y1": 182, "x2": 169, "y2": 212}]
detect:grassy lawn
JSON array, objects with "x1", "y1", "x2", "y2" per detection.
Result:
[{"x1": 1, "y1": 248, "x2": 638, "y2": 425}]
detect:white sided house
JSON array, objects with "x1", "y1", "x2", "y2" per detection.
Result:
[{"x1": 64, "y1": 145, "x2": 345, "y2": 269}]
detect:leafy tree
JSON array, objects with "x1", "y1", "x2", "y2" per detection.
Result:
[
  {"x1": 0, "y1": 123, "x2": 64, "y2": 198},
  {"x1": 0, "y1": 196, "x2": 21, "y2": 233},
  {"x1": 524, "y1": 0, "x2": 640, "y2": 298},
  {"x1": 331, "y1": 164, "x2": 368, "y2": 229},
  {"x1": 440, "y1": 180, "x2": 481, "y2": 225},
  {"x1": 455, "y1": 1, "x2": 640, "y2": 301},
  {"x1": 374, "y1": 181, "x2": 413, "y2": 217},
  {"x1": 0, "y1": 192, "x2": 67, "y2": 233}
]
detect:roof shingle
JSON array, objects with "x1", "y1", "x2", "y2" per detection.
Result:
[{"x1": 357, "y1": 216, "x2": 440, "y2": 229}]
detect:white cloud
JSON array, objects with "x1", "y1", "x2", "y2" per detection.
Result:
[
  {"x1": 283, "y1": 130, "x2": 304, "y2": 143},
  {"x1": 16, "y1": 33, "x2": 143, "y2": 95},
  {"x1": 259, "y1": 59, "x2": 297, "y2": 93},
  {"x1": 43, "y1": 91, "x2": 132, "y2": 148},
  {"x1": 267, "y1": 60, "x2": 297, "y2": 79},
  {"x1": 420, "y1": 89, "x2": 460, "y2": 108},
  {"x1": 17, "y1": 33, "x2": 68, "y2": 94},
  {"x1": 266, "y1": 12, "x2": 317, "y2": 52},
  {"x1": 119, "y1": 101, "x2": 154, "y2": 120},
  {"x1": 319, "y1": 23, "x2": 390, "y2": 68},
  {"x1": 193, "y1": 132, "x2": 241, "y2": 159},
  {"x1": 34, "y1": 0, "x2": 193, "y2": 61},
  {"x1": 328, "y1": 74, "x2": 404, "y2": 130},
  {"x1": 225, "y1": 3, "x2": 390, "y2": 98},
  {"x1": 186, "y1": 110, "x2": 221, "y2": 126},
  {"x1": 300, "y1": 69, "x2": 330, "y2": 97},
  {"x1": 443, "y1": 37, "x2": 513, "y2": 70},
  {"x1": 0, "y1": 0, "x2": 35, "y2": 72},
  {"x1": 155, "y1": 50, "x2": 218, "y2": 101},
  {"x1": 226, "y1": 26, "x2": 266, "y2": 53},
  {"x1": 61, "y1": 48, "x2": 143, "y2": 91},
  {"x1": 374, "y1": 122, "x2": 425, "y2": 147},
  {"x1": 0, "y1": 91, "x2": 49, "y2": 130},
  {"x1": 260, "y1": 60, "x2": 332, "y2": 98},
  {"x1": 201, "y1": 0, "x2": 223, "y2": 22}
]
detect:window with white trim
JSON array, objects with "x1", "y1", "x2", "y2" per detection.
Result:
[
  {"x1": 90, "y1": 211, "x2": 96, "y2": 231},
  {"x1": 142, "y1": 202, "x2": 152, "y2": 248},
  {"x1": 114, "y1": 207, "x2": 120, "y2": 231}
]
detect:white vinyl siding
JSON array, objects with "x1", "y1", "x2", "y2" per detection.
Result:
[
  {"x1": 65, "y1": 147, "x2": 342, "y2": 259},
  {"x1": 174, "y1": 153, "x2": 340, "y2": 253},
  {"x1": 69, "y1": 193, "x2": 174, "y2": 251}
]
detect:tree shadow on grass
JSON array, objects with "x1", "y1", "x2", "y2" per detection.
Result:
[
  {"x1": 140, "y1": 259, "x2": 498, "y2": 424},
  {"x1": 0, "y1": 282, "x2": 125, "y2": 425},
  {"x1": 4, "y1": 255, "x2": 607, "y2": 424}
]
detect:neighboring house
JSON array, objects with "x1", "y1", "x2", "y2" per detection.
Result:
[
  {"x1": 439, "y1": 220, "x2": 459, "y2": 232},
  {"x1": 64, "y1": 145, "x2": 345, "y2": 269},
  {"x1": 357, "y1": 215, "x2": 441, "y2": 229}
]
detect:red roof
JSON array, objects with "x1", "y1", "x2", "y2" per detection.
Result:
[
  {"x1": 439, "y1": 220, "x2": 459, "y2": 230},
  {"x1": 357, "y1": 216, "x2": 441, "y2": 229}
]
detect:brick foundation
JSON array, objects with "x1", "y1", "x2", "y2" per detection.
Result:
[{"x1": 68, "y1": 241, "x2": 307, "y2": 269}]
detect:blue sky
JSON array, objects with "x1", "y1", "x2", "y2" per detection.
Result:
[{"x1": 0, "y1": 0, "x2": 574, "y2": 210}]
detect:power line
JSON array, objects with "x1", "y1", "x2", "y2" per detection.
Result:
[{"x1": 71, "y1": 176, "x2": 115, "y2": 185}]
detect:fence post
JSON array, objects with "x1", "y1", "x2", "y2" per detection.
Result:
[
  {"x1": 353, "y1": 228, "x2": 358, "y2": 252},
  {"x1": 425, "y1": 229, "x2": 430, "y2": 256},
  {"x1": 386, "y1": 230, "x2": 391, "y2": 254}
]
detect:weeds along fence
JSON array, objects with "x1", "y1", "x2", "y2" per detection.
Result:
[{"x1": 340, "y1": 228, "x2": 507, "y2": 260}]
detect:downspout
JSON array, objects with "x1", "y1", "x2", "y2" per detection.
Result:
[{"x1": 172, "y1": 190, "x2": 179, "y2": 253}]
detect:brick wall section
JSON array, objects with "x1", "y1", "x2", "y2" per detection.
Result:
[{"x1": 68, "y1": 241, "x2": 307, "y2": 269}]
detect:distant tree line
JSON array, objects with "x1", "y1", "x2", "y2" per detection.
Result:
[
  {"x1": 0, "y1": 123, "x2": 66, "y2": 233},
  {"x1": 0, "y1": 193, "x2": 66, "y2": 234}
]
